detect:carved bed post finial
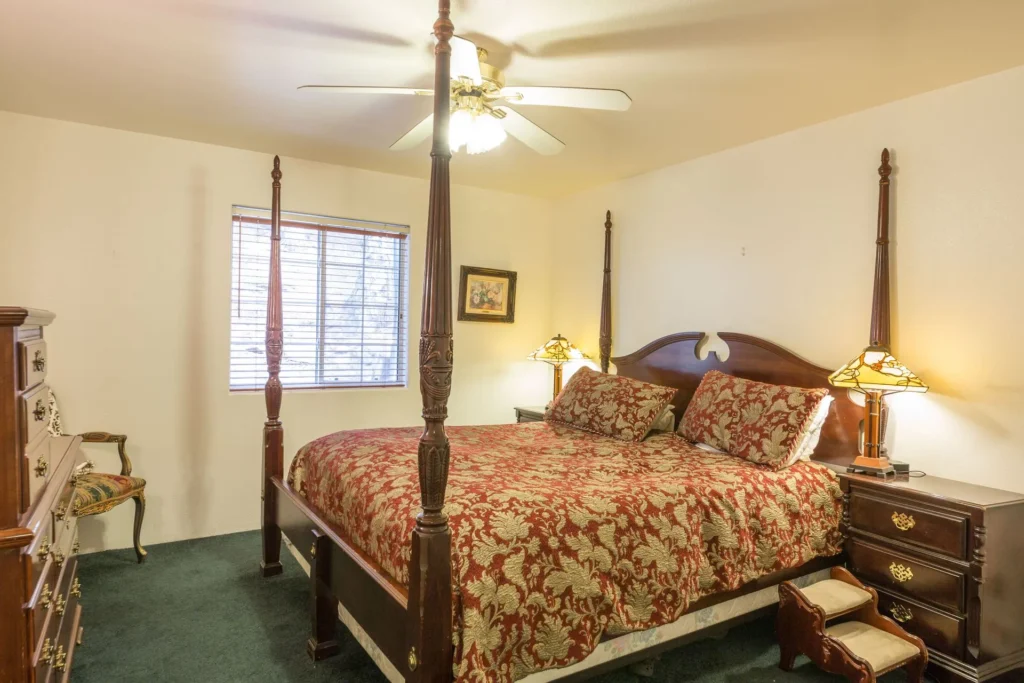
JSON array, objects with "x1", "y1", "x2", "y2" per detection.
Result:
[
  {"x1": 870, "y1": 148, "x2": 892, "y2": 349},
  {"x1": 407, "y1": 0, "x2": 455, "y2": 679},
  {"x1": 599, "y1": 210, "x2": 612, "y2": 373},
  {"x1": 261, "y1": 154, "x2": 285, "y2": 577}
]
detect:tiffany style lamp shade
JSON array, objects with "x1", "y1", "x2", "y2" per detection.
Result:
[
  {"x1": 527, "y1": 334, "x2": 588, "y2": 400},
  {"x1": 829, "y1": 345, "x2": 928, "y2": 475}
]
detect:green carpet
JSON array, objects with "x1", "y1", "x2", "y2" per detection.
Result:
[{"x1": 73, "y1": 531, "x2": 914, "y2": 682}]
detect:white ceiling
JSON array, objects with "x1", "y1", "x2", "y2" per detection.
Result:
[{"x1": 3, "y1": 0, "x2": 1023, "y2": 197}]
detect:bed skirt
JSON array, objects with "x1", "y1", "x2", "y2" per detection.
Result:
[{"x1": 284, "y1": 537, "x2": 830, "y2": 683}]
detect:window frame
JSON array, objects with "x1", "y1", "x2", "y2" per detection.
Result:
[{"x1": 229, "y1": 206, "x2": 410, "y2": 393}]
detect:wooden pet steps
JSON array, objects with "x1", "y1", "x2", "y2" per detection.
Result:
[{"x1": 777, "y1": 567, "x2": 928, "y2": 683}]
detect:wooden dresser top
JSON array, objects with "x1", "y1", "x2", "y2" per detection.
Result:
[
  {"x1": 842, "y1": 472, "x2": 1024, "y2": 508},
  {"x1": 0, "y1": 307, "x2": 54, "y2": 327}
]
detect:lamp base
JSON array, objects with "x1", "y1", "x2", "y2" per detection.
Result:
[{"x1": 847, "y1": 455, "x2": 895, "y2": 477}]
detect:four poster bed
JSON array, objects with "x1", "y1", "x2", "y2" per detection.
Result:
[{"x1": 257, "y1": 3, "x2": 893, "y2": 682}]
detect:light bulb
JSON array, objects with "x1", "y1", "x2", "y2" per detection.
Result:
[
  {"x1": 449, "y1": 109, "x2": 472, "y2": 153},
  {"x1": 467, "y1": 114, "x2": 507, "y2": 155}
]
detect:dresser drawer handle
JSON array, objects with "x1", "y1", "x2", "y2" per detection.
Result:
[
  {"x1": 71, "y1": 576, "x2": 82, "y2": 598},
  {"x1": 40, "y1": 583, "x2": 52, "y2": 609},
  {"x1": 892, "y1": 511, "x2": 916, "y2": 531},
  {"x1": 32, "y1": 350, "x2": 46, "y2": 372},
  {"x1": 34, "y1": 457, "x2": 48, "y2": 478},
  {"x1": 52, "y1": 550, "x2": 66, "y2": 568},
  {"x1": 40, "y1": 638, "x2": 54, "y2": 664},
  {"x1": 55, "y1": 502, "x2": 68, "y2": 521},
  {"x1": 53, "y1": 645, "x2": 67, "y2": 672},
  {"x1": 36, "y1": 540, "x2": 51, "y2": 562},
  {"x1": 53, "y1": 592, "x2": 66, "y2": 616},
  {"x1": 32, "y1": 398, "x2": 46, "y2": 422},
  {"x1": 890, "y1": 603, "x2": 913, "y2": 623},
  {"x1": 890, "y1": 562, "x2": 914, "y2": 583}
]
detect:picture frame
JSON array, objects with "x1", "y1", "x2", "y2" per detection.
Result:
[{"x1": 457, "y1": 266, "x2": 517, "y2": 323}]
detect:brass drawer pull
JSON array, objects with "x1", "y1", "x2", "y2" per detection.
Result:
[
  {"x1": 55, "y1": 502, "x2": 68, "y2": 521},
  {"x1": 890, "y1": 562, "x2": 914, "y2": 583},
  {"x1": 34, "y1": 457, "x2": 48, "y2": 478},
  {"x1": 33, "y1": 398, "x2": 46, "y2": 422},
  {"x1": 53, "y1": 645, "x2": 67, "y2": 672},
  {"x1": 52, "y1": 550, "x2": 66, "y2": 568},
  {"x1": 890, "y1": 603, "x2": 913, "y2": 623},
  {"x1": 54, "y1": 592, "x2": 66, "y2": 616},
  {"x1": 32, "y1": 349, "x2": 46, "y2": 372},
  {"x1": 40, "y1": 583, "x2": 52, "y2": 609},
  {"x1": 892, "y1": 511, "x2": 916, "y2": 531},
  {"x1": 71, "y1": 576, "x2": 82, "y2": 598},
  {"x1": 72, "y1": 538, "x2": 80, "y2": 555},
  {"x1": 36, "y1": 540, "x2": 51, "y2": 562}
]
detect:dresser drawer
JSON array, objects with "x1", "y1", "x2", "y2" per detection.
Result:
[
  {"x1": 25, "y1": 514, "x2": 55, "y2": 592},
  {"x1": 876, "y1": 587, "x2": 965, "y2": 658},
  {"x1": 849, "y1": 489, "x2": 969, "y2": 560},
  {"x1": 32, "y1": 554, "x2": 77, "y2": 672},
  {"x1": 29, "y1": 554, "x2": 61, "y2": 644},
  {"x1": 21, "y1": 382, "x2": 51, "y2": 446},
  {"x1": 26, "y1": 433, "x2": 51, "y2": 510},
  {"x1": 847, "y1": 539, "x2": 965, "y2": 614},
  {"x1": 18, "y1": 339, "x2": 48, "y2": 391}
]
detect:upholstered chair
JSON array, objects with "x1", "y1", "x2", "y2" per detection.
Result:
[{"x1": 47, "y1": 390, "x2": 148, "y2": 563}]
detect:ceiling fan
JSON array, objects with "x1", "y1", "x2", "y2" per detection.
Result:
[{"x1": 299, "y1": 36, "x2": 632, "y2": 155}]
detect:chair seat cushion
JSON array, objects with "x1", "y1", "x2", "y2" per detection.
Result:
[
  {"x1": 800, "y1": 579, "x2": 872, "y2": 618},
  {"x1": 75, "y1": 473, "x2": 147, "y2": 516}
]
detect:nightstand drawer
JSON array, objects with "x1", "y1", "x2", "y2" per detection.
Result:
[
  {"x1": 847, "y1": 539, "x2": 965, "y2": 614},
  {"x1": 849, "y1": 489, "x2": 968, "y2": 560},
  {"x1": 876, "y1": 587, "x2": 964, "y2": 659}
]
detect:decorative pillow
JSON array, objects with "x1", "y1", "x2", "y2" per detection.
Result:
[
  {"x1": 794, "y1": 395, "x2": 834, "y2": 463},
  {"x1": 545, "y1": 366, "x2": 677, "y2": 442},
  {"x1": 678, "y1": 370, "x2": 829, "y2": 470}
]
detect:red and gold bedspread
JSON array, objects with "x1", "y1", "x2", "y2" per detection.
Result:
[{"x1": 288, "y1": 421, "x2": 842, "y2": 682}]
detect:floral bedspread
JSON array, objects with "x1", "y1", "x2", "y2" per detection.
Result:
[{"x1": 288, "y1": 421, "x2": 843, "y2": 682}]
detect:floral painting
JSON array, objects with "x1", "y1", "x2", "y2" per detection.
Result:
[{"x1": 458, "y1": 266, "x2": 517, "y2": 323}]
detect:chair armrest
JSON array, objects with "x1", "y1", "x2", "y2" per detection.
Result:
[{"x1": 78, "y1": 432, "x2": 132, "y2": 476}]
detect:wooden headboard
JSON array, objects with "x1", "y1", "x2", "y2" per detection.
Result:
[
  {"x1": 612, "y1": 332, "x2": 860, "y2": 467},
  {"x1": 598, "y1": 150, "x2": 896, "y2": 469}
]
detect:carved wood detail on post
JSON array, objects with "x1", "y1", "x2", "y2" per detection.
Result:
[
  {"x1": 870, "y1": 149, "x2": 892, "y2": 349},
  {"x1": 261, "y1": 155, "x2": 284, "y2": 577},
  {"x1": 870, "y1": 149, "x2": 893, "y2": 456},
  {"x1": 407, "y1": 1, "x2": 454, "y2": 680},
  {"x1": 599, "y1": 211, "x2": 612, "y2": 373}
]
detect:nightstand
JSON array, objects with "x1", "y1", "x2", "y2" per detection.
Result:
[
  {"x1": 514, "y1": 406, "x2": 546, "y2": 423},
  {"x1": 839, "y1": 473, "x2": 1024, "y2": 683}
]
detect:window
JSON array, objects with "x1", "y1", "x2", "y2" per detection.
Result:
[{"x1": 230, "y1": 207, "x2": 409, "y2": 391}]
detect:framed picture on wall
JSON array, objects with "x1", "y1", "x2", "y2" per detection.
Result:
[{"x1": 457, "y1": 266, "x2": 517, "y2": 323}]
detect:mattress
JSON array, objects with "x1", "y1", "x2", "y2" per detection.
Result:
[{"x1": 288, "y1": 421, "x2": 843, "y2": 682}]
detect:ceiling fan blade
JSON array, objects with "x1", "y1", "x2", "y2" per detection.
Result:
[
  {"x1": 450, "y1": 36, "x2": 482, "y2": 85},
  {"x1": 298, "y1": 86, "x2": 433, "y2": 96},
  {"x1": 499, "y1": 86, "x2": 631, "y2": 111},
  {"x1": 493, "y1": 107, "x2": 565, "y2": 155},
  {"x1": 390, "y1": 114, "x2": 434, "y2": 151}
]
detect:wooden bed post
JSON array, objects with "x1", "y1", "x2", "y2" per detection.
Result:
[
  {"x1": 870, "y1": 149, "x2": 892, "y2": 349},
  {"x1": 261, "y1": 155, "x2": 285, "y2": 578},
  {"x1": 407, "y1": 1, "x2": 454, "y2": 681},
  {"x1": 599, "y1": 210, "x2": 613, "y2": 373},
  {"x1": 871, "y1": 149, "x2": 894, "y2": 455}
]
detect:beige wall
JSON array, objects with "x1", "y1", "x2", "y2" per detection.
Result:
[
  {"x1": 553, "y1": 65, "x2": 1024, "y2": 494},
  {"x1": 0, "y1": 111, "x2": 556, "y2": 551}
]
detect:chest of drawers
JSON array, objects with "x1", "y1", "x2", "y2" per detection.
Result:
[
  {"x1": 840, "y1": 473, "x2": 1024, "y2": 682},
  {"x1": 1, "y1": 308, "x2": 85, "y2": 682}
]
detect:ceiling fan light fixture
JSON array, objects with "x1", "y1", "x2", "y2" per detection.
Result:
[{"x1": 450, "y1": 108, "x2": 506, "y2": 155}]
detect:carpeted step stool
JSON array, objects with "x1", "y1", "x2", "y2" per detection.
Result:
[{"x1": 777, "y1": 566, "x2": 928, "y2": 683}]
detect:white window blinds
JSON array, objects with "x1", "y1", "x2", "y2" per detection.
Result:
[{"x1": 230, "y1": 208, "x2": 409, "y2": 391}]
